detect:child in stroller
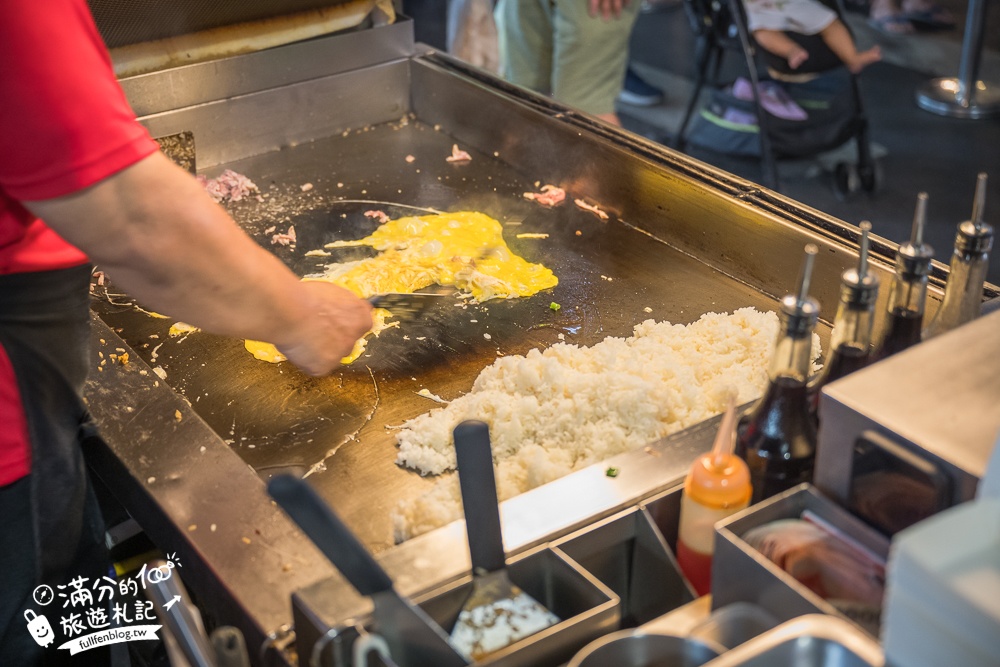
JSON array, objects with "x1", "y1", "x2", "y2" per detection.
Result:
[{"x1": 745, "y1": 0, "x2": 882, "y2": 73}]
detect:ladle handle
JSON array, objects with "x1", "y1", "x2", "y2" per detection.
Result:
[
  {"x1": 454, "y1": 420, "x2": 506, "y2": 574},
  {"x1": 268, "y1": 474, "x2": 394, "y2": 597}
]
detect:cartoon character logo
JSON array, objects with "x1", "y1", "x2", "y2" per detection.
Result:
[{"x1": 24, "y1": 610, "x2": 55, "y2": 648}]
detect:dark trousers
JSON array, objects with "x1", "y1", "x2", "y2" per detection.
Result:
[
  {"x1": 0, "y1": 266, "x2": 123, "y2": 666},
  {"x1": 0, "y1": 474, "x2": 115, "y2": 665}
]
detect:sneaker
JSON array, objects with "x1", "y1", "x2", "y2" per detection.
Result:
[
  {"x1": 731, "y1": 77, "x2": 807, "y2": 121},
  {"x1": 721, "y1": 107, "x2": 758, "y2": 125},
  {"x1": 641, "y1": 0, "x2": 684, "y2": 12},
  {"x1": 618, "y1": 68, "x2": 665, "y2": 106}
]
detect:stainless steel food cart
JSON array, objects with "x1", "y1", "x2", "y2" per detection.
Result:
[{"x1": 79, "y1": 4, "x2": 1000, "y2": 665}]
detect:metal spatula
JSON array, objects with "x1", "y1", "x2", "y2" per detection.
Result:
[
  {"x1": 449, "y1": 421, "x2": 560, "y2": 661},
  {"x1": 367, "y1": 290, "x2": 451, "y2": 321},
  {"x1": 267, "y1": 475, "x2": 467, "y2": 667}
]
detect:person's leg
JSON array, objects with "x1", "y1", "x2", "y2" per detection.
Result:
[
  {"x1": 0, "y1": 475, "x2": 117, "y2": 666},
  {"x1": 753, "y1": 29, "x2": 810, "y2": 69},
  {"x1": 550, "y1": 0, "x2": 641, "y2": 124},
  {"x1": 494, "y1": 0, "x2": 555, "y2": 93},
  {"x1": 819, "y1": 20, "x2": 882, "y2": 72},
  {"x1": 449, "y1": 0, "x2": 500, "y2": 72}
]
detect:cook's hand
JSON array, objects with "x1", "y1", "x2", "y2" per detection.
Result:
[
  {"x1": 277, "y1": 282, "x2": 374, "y2": 376},
  {"x1": 589, "y1": 0, "x2": 629, "y2": 19}
]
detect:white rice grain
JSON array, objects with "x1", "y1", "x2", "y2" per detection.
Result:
[{"x1": 391, "y1": 308, "x2": 820, "y2": 542}]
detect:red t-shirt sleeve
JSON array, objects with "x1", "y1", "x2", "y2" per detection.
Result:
[{"x1": 0, "y1": 0, "x2": 158, "y2": 201}]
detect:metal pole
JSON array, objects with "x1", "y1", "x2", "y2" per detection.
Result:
[{"x1": 916, "y1": 0, "x2": 1000, "y2": 119}]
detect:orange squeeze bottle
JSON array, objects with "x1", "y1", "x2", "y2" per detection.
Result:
[{"x1": 676, "y1": 396, "x2": 752, "y2": 596}]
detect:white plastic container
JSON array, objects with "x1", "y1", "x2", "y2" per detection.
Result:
[{"x1": 883, "y1": 497, "x2": 1000, "y2": 666}]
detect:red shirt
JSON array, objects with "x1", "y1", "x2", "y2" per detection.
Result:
[{"x1": 0, "y1": 0, "x2": 158, "y2": 485}]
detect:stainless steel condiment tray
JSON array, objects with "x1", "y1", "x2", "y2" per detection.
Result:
[
  {"x1": 699, "y1": 614, "x2": 883, "y2": 667},
  {"x1": 415, "y1": 546, "x2": 620, "y2": 667},
  {"x1": 554, "y1": 495, "x2": 695, "y2": 627},
  {"x1": 711, "y1": 484, "x2": 890, "y2": 637}
]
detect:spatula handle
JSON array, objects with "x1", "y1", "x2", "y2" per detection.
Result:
[
  {"x1": 454, "y1": 421, "x2": 506, "y2": 574},
  {"x1": 268, "y1": 474, "x2": 393, "y2": 596}
]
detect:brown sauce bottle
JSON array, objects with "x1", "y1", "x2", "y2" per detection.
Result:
[
  {"x1": 809, "y1": 222, "x2": 879, "y2": 419},
  {"x1": 737, "y1": 245, "x2": 820, "y2": 505},
  {"x1": 872, "y1": 193, "x2": 934, "y2": 362}
]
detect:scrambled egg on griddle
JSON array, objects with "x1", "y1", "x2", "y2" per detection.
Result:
[{"x1": 245, "y1": 211, "x2": 558, "y2": 365}]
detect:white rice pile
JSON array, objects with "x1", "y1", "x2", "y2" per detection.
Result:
[{"x1": 391, "y1": 307, "x2": 820, "y2": 542}]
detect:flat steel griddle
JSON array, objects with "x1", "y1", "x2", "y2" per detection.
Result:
[
  {"x1": 85, "y1": 24, "x2": 962, "y2": 653},
  {"x1": 92, "y1": 118, "x2": 805, "y2": 552}
]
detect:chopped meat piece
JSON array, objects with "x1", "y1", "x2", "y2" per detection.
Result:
[
  {"x1": 197, "y1": 169, "x2": 259, "y2": 203},
  {"x1": 522, "y1": 185, "x2": 566, "y2": 207},
  {"x1": 446, "y1": 144, "x2": 472, "y2": 163},
  {"x1": 574, "y1": 198, "x2": 610, "y2": 220},
  {"x1": 364, "y1": 210, "x2": 390, "y2": 224},
  {"x1": 300, "y1": 182, "x2": 314, "y2": 192},
  {"x1": 271, "y1": 225, "x2": 296, "y2": 246},
  {"x1": 405, "y1": 154, "x2": 416, "y2": 163}
]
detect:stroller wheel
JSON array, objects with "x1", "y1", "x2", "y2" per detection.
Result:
[
  {"x1": 859, "y1": 160, "x2": 883, "y2": 194},
  {"x1": 833, "y1": 162, "x2": 860, "y2": 198}
]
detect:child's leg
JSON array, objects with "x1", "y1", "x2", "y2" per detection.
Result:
[
  {"x1": 819, "y1": 20, "x2": 882, "y2": 73},
  {"x1": 753, "y1": 29, "x2": 810, "y2": 70}
]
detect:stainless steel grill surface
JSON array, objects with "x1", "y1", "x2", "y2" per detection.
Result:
[
  {"x1": 79, "y1": 23, "x2": 997, "y2": 659},
  {"x1": 92, "y1": 115, "x2": 816, "y2": 552}
]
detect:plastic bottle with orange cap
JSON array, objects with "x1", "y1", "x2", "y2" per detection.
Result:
[{"x1": 675, "y1": 396, "x2": 752, "y2": 596}]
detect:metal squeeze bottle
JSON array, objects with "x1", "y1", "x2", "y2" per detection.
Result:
[
  {"x1": 872, "y1": 193, "x2": 934, "y2": 361},
  {"x1": 809, "y1": 222, "x2": 879, "y2": 419},
  {"x1": 924, "y1": 173, "x2": 994, "y2": 340},
  {"x1": 736, "y1": 245, "x2": 820, "y2": 505},
  {"x1": 676, "y1": 397, "x2": 751, "y2": 596}
]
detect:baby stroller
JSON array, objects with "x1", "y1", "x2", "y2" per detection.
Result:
[{"x1": 674, "y1": 0, "x2": 880, "y2": 195}]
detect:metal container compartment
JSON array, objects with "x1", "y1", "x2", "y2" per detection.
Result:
[
  {"x1": 555, "y1": 491, "x2": 695, "y2": 627},
  {"x1": 698, "y1": 615, "x2": 883, "y2": 667},
  {"x1": 815, "y1": 309, "x2": 1000, "y2": 535},
  {"x1": 413, "y1": 546, "x2": 620, "y2": 667},
  {"x1": 568, "y1": 629, "x2": 723, "y2": 667},
  {"x1": 687, "y1": 603, "x2": 779, "y2": 651},
  {"x1": 711, "y1": 485, "x2": 889, "y2": 636},
  {"x1": 293, "y1": 545, "x2": 620, "y2": 667}
]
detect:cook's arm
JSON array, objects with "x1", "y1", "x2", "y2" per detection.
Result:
[{"x1": 25, "y1": 151, "x2": 372, "y2": 376}]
